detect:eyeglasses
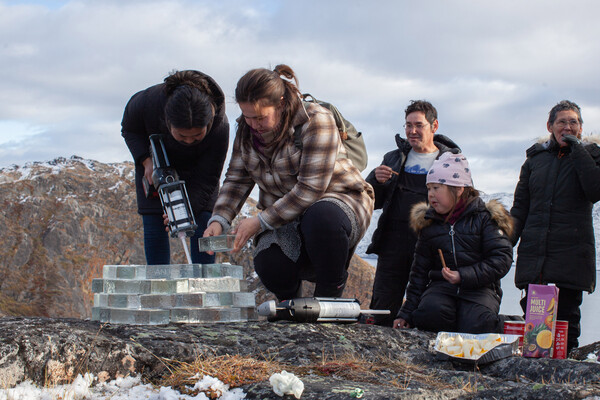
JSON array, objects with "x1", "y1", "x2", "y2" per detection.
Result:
[
  {"x1": 403, "y1": 122, "x2": 430, "y2": 131},
  {"x1": 554, "y1": 119, "x2": 581, "y2": 128}
]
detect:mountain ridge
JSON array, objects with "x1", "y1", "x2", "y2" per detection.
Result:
[{"x1": 0, "y1": 156, "x2": 375, "y2": 318}]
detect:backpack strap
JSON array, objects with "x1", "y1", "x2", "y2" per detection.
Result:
[
  {"x1": 294, "y1": 96, "x2": 341, "y2": 150},
  {"x1": 292, "y1": 118, "x2": 347, "y2": 163},
  {"x1": 301, "y1": 93, "x2": 348, "y2": 138},
  {"x1": 295, "y1": 93, "x2": 368, "y2": 171}
]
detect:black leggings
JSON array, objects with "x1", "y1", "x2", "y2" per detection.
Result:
[
  {"x1": 254, "y1": 201, "x2": 352, "y2": 300},
  {"x1": 412, "y1": 283, "x2": 501, "y2": 334},
  {"x1": 369, "y1": 227, "x2": 417, "y2": 327}
]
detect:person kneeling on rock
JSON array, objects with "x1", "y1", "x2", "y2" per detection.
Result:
[
  {"x1": 204, "y1": 64, "x2": 374, "y2": 300},
  {"x1": 394, "y1": 153, "x2": 513, "y2": 333}
]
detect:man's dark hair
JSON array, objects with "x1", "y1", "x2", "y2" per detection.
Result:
[
  {"x1": 405, "y1": 100, "x2": 438, "y2": 124},
  {"x1": 548, "y1": 100, "x2": 583, "y2": 125}
]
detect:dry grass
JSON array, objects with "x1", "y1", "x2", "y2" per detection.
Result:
[
  {"x1": 298, "y1": 349, "x2": 452, "y2": 391},
  {"x1": 151, "y1": 349, "x2": 456, "y2": 397},
  {"x1": 155, "y1": 354, "x2": 283, "y2": 398}
]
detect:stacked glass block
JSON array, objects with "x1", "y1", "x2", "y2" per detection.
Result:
[{"x1": 91, "y1": 263, "x2": 257, "y2": 325}]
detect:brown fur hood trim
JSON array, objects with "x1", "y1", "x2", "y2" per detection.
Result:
[
  {"x1": 409, "y1": 199, "x2": 514, "y2": 238},
  {"x1": 409, "y1": 202, "x2": 432, "y2": 233},
  {"x1": 585, "y1": 135, "x2": 600, "y2": 146},
  {"x1": 486, "y1": 199, "x2": 514, "y2": 239}
]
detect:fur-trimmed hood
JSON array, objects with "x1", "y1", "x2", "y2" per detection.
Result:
[
  {"x1": 534, "y1": 133, "x2": 600, "y2": 147},
  {"x1": 409, "y1": 202, "x2": 431, "y2": 233},
  {"x1": 582, "y1": 135, "x2": 600, "y2": 145},
  {"x1": 527, "y1": 134, "x2": 600, "y2": 158},
  {"x1": 409, "y1": 199, "x2": 514, "y2": 238}
]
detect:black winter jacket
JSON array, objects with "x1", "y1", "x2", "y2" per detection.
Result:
[
  {"x1": 396, "y1": 198, "x2": 514, "y2": 323},
  {"x1": 121, "y1": 72, "x2": 229, "y2": 216},
  {"x1": 511, "y1": 136, "x2": 600, "y2": 293},
  {"x1": 365, "y1": 134, "x2": 460, "y2": 254}
]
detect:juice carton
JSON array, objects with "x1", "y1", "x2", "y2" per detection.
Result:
[{"x1": 522, "y1": 284, "x2": 559, "y2": 358}]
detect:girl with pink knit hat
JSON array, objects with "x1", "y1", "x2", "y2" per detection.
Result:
[{"x1": 394, "y1": 152, "x2": 514, "y2": 334}]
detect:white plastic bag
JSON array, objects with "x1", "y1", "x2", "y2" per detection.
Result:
[{"x1": 269, "y1": 370, "x2": 304, "y2": 398}]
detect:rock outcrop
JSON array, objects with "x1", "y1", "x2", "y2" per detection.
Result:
[
  {"x1": 0, "y1": 157, "x2": 144, "y2": 318},
  {"x1": 1, "y1": 157, "x2": 600, "y2": 398},
  {"x1": 0, "y1": 317, "x2": 598, "y2": 399},
  {"x1": 0, "y1": 157, "x2": 375, "y2": 318}
]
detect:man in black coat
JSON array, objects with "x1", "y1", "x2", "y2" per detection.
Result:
[
  {"x1": 511, "y1": 100, "x2": 600, "y2": 353},
  {"x1": 366, "y1": 100, "x2": 460, "y2": 326},
  {"x1": 122, "y1": 70, "x2": 229, "y2": 265}
]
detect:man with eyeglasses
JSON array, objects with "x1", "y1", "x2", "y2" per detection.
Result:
[
  {"x1": 365, "y1": 100, "x2": 460, "y2": 326},
  {"x1": 511, "y1": 100, "x2": 600, "y2": 354}
]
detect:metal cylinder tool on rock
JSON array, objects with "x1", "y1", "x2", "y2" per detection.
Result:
[{"x1": 257, "y1": 297, "x2": 390, "y2": 323}]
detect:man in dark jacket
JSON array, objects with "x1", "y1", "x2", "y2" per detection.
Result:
[
  {"x1": 511, "y1": 100, "x2": 600, "y2": 353},
  {"x1": 122, "y1": 70, "x2": 229, "y2": 265},
  {"x1": 366, "y1": 100, "x2": 460, "y2": 326}
]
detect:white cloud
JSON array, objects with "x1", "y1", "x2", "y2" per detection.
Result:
[
  {"x1": 1, "y1": 0, "x2": 600, "y2": 193},
  {"x1": 0, "y1": 120, "x2": 45, "y2": 145}
]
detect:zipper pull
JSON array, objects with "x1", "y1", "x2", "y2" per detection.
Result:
[{"x1": 449, "y1": 224, "x2": 459, "y2": 270}]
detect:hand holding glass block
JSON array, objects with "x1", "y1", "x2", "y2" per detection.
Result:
[{"x1": 198, "y1": 235, "x2": 237, "y2": 253}]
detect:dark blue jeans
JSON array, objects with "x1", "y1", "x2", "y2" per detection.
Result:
[{"x1": 142, "y1": 211, "x2": 215, "y2": 265}]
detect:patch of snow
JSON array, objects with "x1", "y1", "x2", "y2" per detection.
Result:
[
  {"x1": 109, "y1": 163, "x2": 134, "y2": 179},
  {"x1": 79, "y1": 158, "x2": 98, "y2": 172},
  {"x1": 239, "y1": 202, "x2": 254, "y2": 218},
  {"x1": 15, "y1": 166, "x2": 33, "y2": 181},
  {"x1": 0, "y1": 373, "x2": 247, "y2": 400},
  {"x1": 18, "y1": 195, "x2": 32, "y2": 204},
  {"x1": 108, "y1": 182, "x2": 122, "y2": 191}
]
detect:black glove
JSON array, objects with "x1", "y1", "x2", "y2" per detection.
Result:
[{"x1": 562, "y1": 134, "x2": 582, "y2": 146}]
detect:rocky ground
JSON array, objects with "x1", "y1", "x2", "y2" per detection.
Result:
[
  {"x1": 2, "y1": 159, "x2": 600, "y2": 399},
  {"x1": 1, "y1": 317, "x2": 599, "y2": 399}
]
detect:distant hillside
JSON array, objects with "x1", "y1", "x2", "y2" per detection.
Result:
[
  {"x1": 0, "y1": 157, "x2": 144, "y2": 318},
  {"x1": 0, "y1": 157, "x2": 375, "y2": 318}
]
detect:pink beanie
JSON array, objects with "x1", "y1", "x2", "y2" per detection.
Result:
[{"x1": 426, "y1": 152, "x2": 473, "y2": 187}]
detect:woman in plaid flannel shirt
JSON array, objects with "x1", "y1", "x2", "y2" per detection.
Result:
[{"x1": 205, "y1": 65, "x2": 374, "y2": 300}]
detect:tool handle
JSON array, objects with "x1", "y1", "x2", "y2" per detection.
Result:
[
  {"x1": 438, "y1": 249, "x2": 448, "y2": 269},
  {"x1": 359, "y1": 310, "x2": 391, "y2": 315}
]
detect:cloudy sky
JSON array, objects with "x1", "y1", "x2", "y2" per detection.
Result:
[{"x1": 1, "y1": 0, "x2": 600, "y2": 194}]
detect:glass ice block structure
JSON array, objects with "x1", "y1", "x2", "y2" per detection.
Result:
[{"x1": 91, "y1": 263, "x2": 256, "y2": 325}]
